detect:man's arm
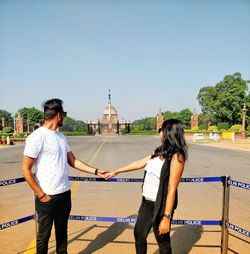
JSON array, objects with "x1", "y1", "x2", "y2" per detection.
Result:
[
  {"x1": 21, "y1": 155, "x2": 51, "y2": 202},
  {"x1": 67, "y1": 151, "x2": 107, "y2": 178}
]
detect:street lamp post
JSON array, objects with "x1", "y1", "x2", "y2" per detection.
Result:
[
  {"x1": 13, "y1": 115, "x2": 16, "y2": 134},
  {"x1": 241, "y1": 104, "x2": 248, "y2": 139}
]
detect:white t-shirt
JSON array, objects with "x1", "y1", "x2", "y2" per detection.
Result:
[
  {"x1": 142, "y1": 156, "x2": 165, "y2": 202},
  {"x1": 24, "y1": 126, "x2": 71, "y2": 195}
]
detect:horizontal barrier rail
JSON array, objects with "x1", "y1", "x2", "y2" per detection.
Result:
[
  {"x1": 0, "y1": 214, "x2": 221, "y2": 231},
  {"x1": 0, "y1": 176, "x2": 224, "y2": 187},
  {"x1": 172, "y1": 219, "x2": 221, "y2": 226},
  {"x1": 0, "y1": 215, "x2": 33, "y2": 230},
  {"x1": 69, "y1": 176, "x2": 143, "y2": 183},
  {"x1": 227, "y1": 222, "x2": 250, "y2": 238},
  {"x1": 228, "y1": 179, "x2": 250, "y2": 190},
  {"x1": 0, "y1": 177, "x2": 26, "y2": 187},
  {"x1": 69, "y1": 215, "x2": 221, "y2": 226},
  {"x1": 180, "y1": 176, "x2": 222, "y2": 182}
]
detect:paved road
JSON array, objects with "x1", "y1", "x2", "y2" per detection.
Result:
[{"x1": 0, "y1": 136, "x2": 249, "y2": 254}]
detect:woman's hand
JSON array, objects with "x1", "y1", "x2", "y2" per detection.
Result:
[
  {"x1": 105, "y1": 169, "x2": 118, "y2": 180},
  {"x1": 158, "y1": 217, "x2": 171, "y2": 235}
]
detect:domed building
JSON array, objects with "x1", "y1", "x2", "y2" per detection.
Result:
[
  {"x1": 89, "y1": 90, "x2": 129, "y2": 135},
  {"x1": 102, "y1": 95, "x2": 118, "y2": 126}
]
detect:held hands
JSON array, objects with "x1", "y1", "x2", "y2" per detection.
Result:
[
  {"x1": 93, "y1": 168, "x2": 118, "y2": 180},
  {"x1": 158, "y1": 217, "x2": 171, "y2": 235},
  {"x1": 104, "y1": 169, "x2": 118, "y2": 180},
  {"x1": 96, "y1": 169, "x2": 109, "y2": 179}
]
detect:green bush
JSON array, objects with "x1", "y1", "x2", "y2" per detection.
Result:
[
  {"x1": 229, "y1": 124, "x2": 242, "y2": 132},
  {"x1": 207, "y1": 125, "x2": 218, "y2": 132},
  {"x1": 3, "y1": 127, "x2": 13, "y2": 134},
  {"x1": 199, "y1": 124, "x2": 207, "y2": 130},
  {"x1": 128, "y1": 130, "x2": 158, "y2": 135},
  {"x1": 191, "y1": 127, "x2": 199, "y2": 132},
  {"x1": 62, "y1": 131, "x2": 87, "y2": 136},
  {"x1": 189, "y1": 127, "x2": 207, "y2": 132},
  {"x1": 13, "y1": 132, "x2": 28, "y2": 138},
  {"x1": 218, "y1": 122, "x2": 229, "y2": 130}
]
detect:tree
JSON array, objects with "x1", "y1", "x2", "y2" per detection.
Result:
[
  {"x1": 15, "y1": 108, "x2": 87, "y2": 132},
  {"x1": 60, "y1": 117, "x2": 87, "y2": 132},
  {"x1": 198, "y1": 113, "x2": 217, "y2": 129},
  {"x1": 163, "y1": 109, "x2": 192, "y2": 129},
  {"x1": 163, "y1": 111, "x2": 177, "y2": 121},
  {"x1": 132, "y1": 108, "x2": 193, "y2": 131},
  {"x1": 16, "y1": 107, "x2": 44, "y2": 131},
  {"x1": 177, "y1": 109, "x2": 192, "y2": 129},
  {"x1": 144, "y1": 117, "x2": 156, "y2": 130},
  {"x1": 132, "y1": 117, "x2": 156, "y2": 131},
  {"x1": 197, "y1": 72, "x2": 249, "y2": 125}
]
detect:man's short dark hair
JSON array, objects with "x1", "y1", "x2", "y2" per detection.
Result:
[{"x1": 43, "y1": 98, "x2": 64, "y2": 120}]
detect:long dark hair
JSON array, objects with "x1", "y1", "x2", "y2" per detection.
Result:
[{"x1": 152, "y1": 119, "x2": 188, "y2": 161}]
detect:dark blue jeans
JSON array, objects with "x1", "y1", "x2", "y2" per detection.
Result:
[
  {"x1": 35, "y1": 190, "x2": 71, "y2": 254},
  {"x1": 134, "y1": 197, "x2": 172, "y2": 254}
]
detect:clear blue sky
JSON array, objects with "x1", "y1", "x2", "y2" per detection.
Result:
[{"x1": 0, "y1": 0, "x2": 250, "y2": 122}]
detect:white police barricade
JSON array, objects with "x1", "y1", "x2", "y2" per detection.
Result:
[
  {"x1": 209, "y1": 132, "x2": 220, "y2": 141},
  {"x1": 1, "y1": 175, "x2": 250, "y2": 254},
  {"x1": 192, "y1": 133, "x2": 204, "y2": 142}
]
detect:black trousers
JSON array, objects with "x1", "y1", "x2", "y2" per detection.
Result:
[
  {"x1": 35, "y1": 190, "x2": 71, "y2": 254},
  {"x1": 134, "y1": 197, "x2": 172, "y2": 254}
]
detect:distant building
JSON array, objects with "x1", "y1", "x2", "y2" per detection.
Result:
[
  {"x1": 15, "y1": 112, "x2": 24, "y2": 133},
  {"x1": 191, "y1": 109, "x2": 198, "y2": 129},
  {"x1": 156, "y1": 111, "x2": 164, "y2": 131},
  {"x1": 89, "y1": 90, "x2": 129, "y2": 135}
]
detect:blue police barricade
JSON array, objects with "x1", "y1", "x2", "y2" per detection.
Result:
[
  {"x1": 1, "y1": 175, "x2": 249, "y2": 254},
  {"x1": 227, "y1": 179, "x2": 250, "y2": 239}
]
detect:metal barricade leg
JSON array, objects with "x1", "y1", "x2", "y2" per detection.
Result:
[
  {"x1": 221, "y1": 175, "x2": 230, "y2": 254},
  {"x1": 34, "y1": 194, "x2": 38, "y2": 245}
]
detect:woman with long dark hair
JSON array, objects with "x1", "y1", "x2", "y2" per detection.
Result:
[{"x1": 106, "y1": 119, "x2": 188, "y2": 254}]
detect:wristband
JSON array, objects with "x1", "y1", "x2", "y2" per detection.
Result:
[
  {"x1": 95, "y1": 168, "x2": 99, "y2": 175},
  {"x1": 39, "y1": 193, "x2": 46, "y2": 200}
]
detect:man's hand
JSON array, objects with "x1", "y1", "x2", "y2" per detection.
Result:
[
  {"x1": 97, "y1": 169, "x2": 109, "y2": 179},
  {"x1": 40, "y1": 194, "x2": 52, "y2": 203}
]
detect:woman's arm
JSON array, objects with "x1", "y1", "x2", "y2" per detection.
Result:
[
  {"x1": 105, "y1": 154, "x2": 151, "y2": 179},
  {"x1": 158, "y1": 153, "x2": 185, "y2": 235}
]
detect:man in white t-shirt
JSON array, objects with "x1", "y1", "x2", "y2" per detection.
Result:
[{"x1": 22, "y1": 98, "x2": 107, "y2": 254}]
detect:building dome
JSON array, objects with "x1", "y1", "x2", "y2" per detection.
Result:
[
  {"x1": 89, "y1": 90, "x2": 129, "y2": 135},
  {"x1": 103, "y1": 104, "x2": 118, "y2": 115}
]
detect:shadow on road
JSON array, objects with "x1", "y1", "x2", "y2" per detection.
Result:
[
  {"x1": 73, "y1": 221, "x2": 202, "y2": 254},
  {"x1": 49, "y1": 222, "x2": 215, "y2": 254},
  {"x1": 78, "y1": 214, "x2": 136, "y2": 254},
  {"x1": 172, "y1": 225, "x2": 202, "y2": 254},
  {"x1": 153, "y1": 225, "x2": 202, "y2": 254}
]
